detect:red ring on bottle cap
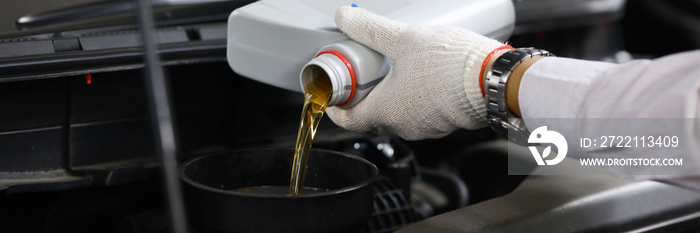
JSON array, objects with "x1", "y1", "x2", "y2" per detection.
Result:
[{"x1": 316, "y1": 50, "x2": 356, "y2": 106}]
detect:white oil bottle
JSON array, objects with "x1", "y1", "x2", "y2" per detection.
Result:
[{"x1": 227, "y1": 0, "x2": 515, "y2": 107}]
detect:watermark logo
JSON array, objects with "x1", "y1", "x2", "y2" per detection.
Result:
[{"x1": 528, "y1": 126, "x2": 568, "y2": 165}]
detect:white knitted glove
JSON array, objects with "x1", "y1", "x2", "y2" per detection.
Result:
[{"x1": 326, "y1": 7, "x2": 505, "y2": 140}]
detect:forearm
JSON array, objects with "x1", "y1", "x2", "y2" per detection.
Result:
[
  {"x1": 481, "y1": 49, "x2": 700, "y2": 181},
  {"x1": 519, "y1": 51, "x2": 700, "y2": 119},
  {"x1": 483, "y1": 49, "x2": 699, "y2": 120}
]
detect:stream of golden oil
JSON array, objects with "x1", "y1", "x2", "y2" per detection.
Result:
[{"x1": 289, "y1": 74, "x2": 333, "y2": 195}]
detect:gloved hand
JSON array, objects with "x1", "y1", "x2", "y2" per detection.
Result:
[{"x1": 326, "y1": 6, "x2": 506, "y2": 140}]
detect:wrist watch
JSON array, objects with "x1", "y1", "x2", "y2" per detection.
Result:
[{"x1": 485, "y1": 47, "x2": 553, "y2": 145}]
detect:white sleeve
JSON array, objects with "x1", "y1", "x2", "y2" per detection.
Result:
[{"x1": 519, "y1": 50, "x2": 700, "y2": 188}]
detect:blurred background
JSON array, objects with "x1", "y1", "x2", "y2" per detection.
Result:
[{"x1": 0, "y1": 0, "x2": 698, "y2": 232}]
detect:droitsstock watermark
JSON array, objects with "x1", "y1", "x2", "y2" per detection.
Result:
[{"x1": 508, "y1": 119, "x2": 697, "y2": 176}]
